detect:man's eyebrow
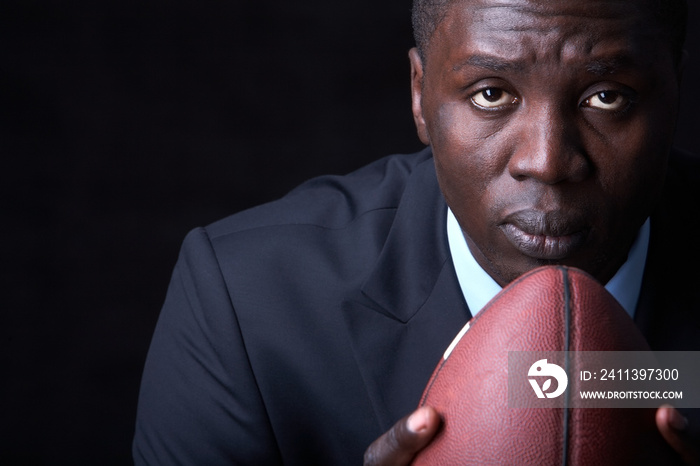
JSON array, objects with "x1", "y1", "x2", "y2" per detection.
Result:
[
  {"x1": 452, "y1": 55, "x2": 527, "y2": 73},
  {"x1": 585, "y1": 56, "x2": 635, "y2": 76},
  {"x1": 452, "y1": 55, "x2": 638, "y2": 75}
]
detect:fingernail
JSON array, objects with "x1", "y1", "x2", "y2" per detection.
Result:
[
  {"x1": 669, "y1": 408, "x2": 688, "y2": 431},
  {"x1": 408, "y1": 409, "x2": 428, "y2": 433}
]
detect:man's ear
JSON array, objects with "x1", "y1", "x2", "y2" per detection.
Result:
[{"x1": 409, "y1": 47, "x2": 430, "y2": 145}]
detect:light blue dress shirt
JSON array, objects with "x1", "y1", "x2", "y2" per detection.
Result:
[{"x1": 446, "y1": 208, "x2": 650, "y2": 318}]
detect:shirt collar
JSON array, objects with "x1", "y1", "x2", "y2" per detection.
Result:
[{"x1": 446, "y1": 208, "x2": 650, "y2": 318}]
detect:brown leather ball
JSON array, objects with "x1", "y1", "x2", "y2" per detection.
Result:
[{"x1": 413, "y1": 266, "x2": 677, "y2": 465}]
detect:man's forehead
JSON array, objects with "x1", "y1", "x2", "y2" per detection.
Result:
[
  {"x1": 462, "y1": 0, "x2": 639, "y2": 17},
  {"x1": 432, "y1": 0, "x2": 659, "y2": 65},
  {"x1": 446, "y1": 0, "x2": 648, "y2": 15},
  {"x1": 439, "y1": 0, "x2": 653, "y2": 37}
]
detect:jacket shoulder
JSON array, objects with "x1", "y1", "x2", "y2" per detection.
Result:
[
  {"x1": 205, "y1": 148, "x2": 432, "y2": 239},
  {"x1": 667, "y1": 146, "x2": 700, "y2": 184}
]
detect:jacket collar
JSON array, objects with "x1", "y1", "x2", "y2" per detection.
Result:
[
  {"x1": 359, "y1": 154, "x2": 466, "y2": 322},
  {"x1": 343, "y1": 152, "x2": 471, "y2": 430},
  {"x1": 635, "y1": 149, "x2": 700, "y2": 348}
]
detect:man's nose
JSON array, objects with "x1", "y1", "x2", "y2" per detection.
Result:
[{"x1": 507, "y1": 106, "x2": 591, "y2": 184}]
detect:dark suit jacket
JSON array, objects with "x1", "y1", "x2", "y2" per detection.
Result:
[{"x1": 133, "y1": 147, "x2": 700, "y2": 465}]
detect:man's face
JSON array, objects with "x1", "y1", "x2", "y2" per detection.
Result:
[{"x1": 410, "y1": 0, "x2": 682, "y2": 286}]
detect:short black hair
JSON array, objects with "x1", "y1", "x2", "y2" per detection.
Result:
[{"x1": 412, "y1": 0, "x2": 688, "y2": 63}]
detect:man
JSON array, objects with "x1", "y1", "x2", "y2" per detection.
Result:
[{"x1": 134, "y1": 0, "x2": 699, "y2": 464}]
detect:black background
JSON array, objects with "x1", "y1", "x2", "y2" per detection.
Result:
[{"x1": 2, "y1": 1, "x2": 699, "y2": 464}]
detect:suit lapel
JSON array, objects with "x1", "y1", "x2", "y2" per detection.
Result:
[
  {"x1": 635, "y1": 150, "x2": 700, "y2": 349},
  {"x1": 341, "y1": 156, "x2": 471, "y2": 431},
  {"x1": 636, "y1": 224, "x2": 700, "y2": 349}
]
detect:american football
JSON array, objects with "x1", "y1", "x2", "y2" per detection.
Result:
[{"x1": 412, "y1": 266, "x2": 677, "y2": 465}]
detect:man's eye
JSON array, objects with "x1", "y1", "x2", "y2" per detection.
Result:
[
  {"x1": 582, "y1": 91, "x2": 628, "y2": 111},
  {"x1": 471, "y1": 88, "x2": 517, "y2": 109}
]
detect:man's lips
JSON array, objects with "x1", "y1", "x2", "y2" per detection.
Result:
[{"x1": 499, "y1": 211, "x2": 588, "y2": 260}]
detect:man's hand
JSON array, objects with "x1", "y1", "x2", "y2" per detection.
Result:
[
  {"x1": 364, "y1": 404, "x2": 698, "y2": 465},
  {"x1": 363, "y1": 407, "x2": 441, "y2": 466},
  {"x1": 656, "y1": 404, "x2": 700, "y2": 465}
]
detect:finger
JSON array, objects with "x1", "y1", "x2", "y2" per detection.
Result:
[
  {"x1": 363, "y1": 406, "x2": 441, "y2": 466},
  {"x1": 656, "y1": 404, "x2": 700, "y2": 465}
]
